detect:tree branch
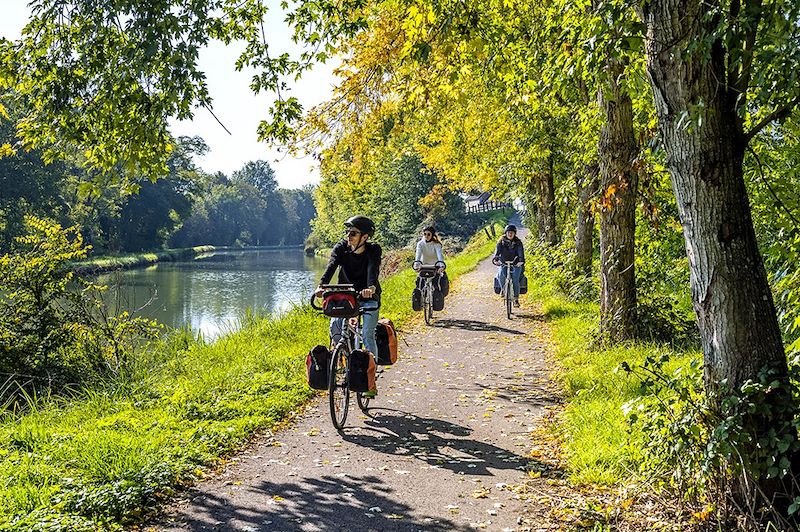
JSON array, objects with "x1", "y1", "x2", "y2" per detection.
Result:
[{"x1": 744, "y1": 93, "x2": 800, "y2": 143}]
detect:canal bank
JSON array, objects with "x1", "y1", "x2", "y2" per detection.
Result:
[{"x1": 71, "y1": 244, "x2": 305, "y2": 275}]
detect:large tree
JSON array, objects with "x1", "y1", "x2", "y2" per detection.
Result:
[{"x1": 634, "y1": 0, "x2": 800, "y2": 511}]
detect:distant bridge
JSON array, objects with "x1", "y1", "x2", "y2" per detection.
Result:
[{"x1": 465, "y1": 200, "x2": 512, "y2": 214}]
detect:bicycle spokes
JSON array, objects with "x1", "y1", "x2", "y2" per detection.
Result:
[{"x1": 329, "y1": 348, "x2": 350, "y2": 429}]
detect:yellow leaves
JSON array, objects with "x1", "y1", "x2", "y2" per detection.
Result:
[
  {"x1": 471, "y1": 487, "x2": 491, "y2": 498},
  {"x1": 0, "y1": 143, "x2": 16, "y2": 158},
  {"x1": 691, "y1": 505, "x2": 713, "y2": 522}
]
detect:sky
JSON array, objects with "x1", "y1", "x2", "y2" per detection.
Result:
[{"x1": 0, "y1": 1, "x2": 338, "y2": 189}]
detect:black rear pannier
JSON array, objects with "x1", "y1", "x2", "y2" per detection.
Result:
[
  {"x1": 412, "y1": 288, "x2": 422, "y2": 311},
  {"x1": 519, "y1": 273, "x2": 528, "y2": 295},
  {"x1": 349, "y1": 349, "x2": 376, "y2": 392},
  {"x1": 433, "y1": 289, "x2": 445, "y2": 311},
  {"x1": 306, "y1": 345, "x2": 330, "y2": 390},
  {"x1": 493, "y1": 277, "x2": 501, "y2": 294},
  {"x1": 437, "y1": 272, "x2": 449, "y2": 297}
]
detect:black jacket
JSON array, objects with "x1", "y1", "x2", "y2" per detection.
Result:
[
  {"x1": 320, "y1": 240, "x2": 382, "y2": 305},
  {"x1": 493, "y1": 237, "x2": 525, "y2": 266}
]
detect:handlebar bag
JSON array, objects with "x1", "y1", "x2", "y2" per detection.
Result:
[
  {"x1": 306, "y1": 345, "x2": 330, "y2": 390},
  {"x1": 322, "y1": 290, "x2": 359, "y2": 318}
]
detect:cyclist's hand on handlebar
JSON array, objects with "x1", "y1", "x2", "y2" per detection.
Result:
[
  {"x1": 361, "y1": 287, "x2": 375, "y2": 299},
  {"x1": 412, "y1": 261, "x2": 421, "y2": 271},
  {"x1": 314, "y1": 286, "x2": 324, "y2": 297}
]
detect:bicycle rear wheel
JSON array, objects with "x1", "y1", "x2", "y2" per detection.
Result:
[
  {"x1": 356, "y1": 392, "x2": 370, "y2": 412},
  {"x1": 328, "y1": 345, "x2": 350, "y2": 429}
]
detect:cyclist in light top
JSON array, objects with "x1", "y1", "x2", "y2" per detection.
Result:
[
  {"x1": 315, "y1": 216, "x2": 381, "y2": 397},
  {"x1": 493, "y1": 224, "x2": 525, "y2": 307},
  {"x1": 413, "y1": 225, "x2": 447, "y2": 294}
]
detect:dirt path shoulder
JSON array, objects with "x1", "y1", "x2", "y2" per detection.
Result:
[{"x1": 155, "y1": 247, "x2": 564, "y2": 532}]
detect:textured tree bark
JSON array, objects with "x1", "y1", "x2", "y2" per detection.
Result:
[
  {"x1": 637, "y1": 0, "x2": 794, "y2": 512},
  {"x1": 534, "y1": 163, "x2": 558, "y2": 245},
  {"x1": 575, "y1": 163, "x2": 599, "y2": 278},
  {"x1": 598, "y1": 64, "x2": 638, "y2": 342},
  {"x1": 638, "y1": 0, "x2": 786, "y2": 397}
]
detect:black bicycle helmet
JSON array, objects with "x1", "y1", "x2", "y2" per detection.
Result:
[
  {"x1": 503, "y1": 224, "x2": 517, "y2": 233},
  {"x1": 344, "y1": 215, "x2": 376, "y2": 236}
]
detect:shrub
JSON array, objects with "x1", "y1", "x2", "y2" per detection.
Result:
[
  {"x1": 623, "y1": 354, "x2": 800, "y2": 529},
  {"x1": 0, "y1": 216, "x2": 160, "y2": 387}
]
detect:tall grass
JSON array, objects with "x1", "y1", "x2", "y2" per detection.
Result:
[
  {"x1": 0, "y1": 224, "x2": 501, "y2": 530},
  {"x1": 525, "y1": 254, "x2": 699, "y2": 486}
]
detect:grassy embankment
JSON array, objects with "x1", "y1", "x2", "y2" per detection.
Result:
[
  {"x1": 71, "y1": 245, "x2": 216, "y2": 275},
  {"x1": 0, "y1": 223, "x2": 503, "y2": 531},
  {"x1": 524, "y1": 252, "x2": 699, "y2": 486}
]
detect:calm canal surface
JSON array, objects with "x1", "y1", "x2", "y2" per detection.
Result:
[{"x1": 95, "y1": 249, "x2": 328, "y2": 339}]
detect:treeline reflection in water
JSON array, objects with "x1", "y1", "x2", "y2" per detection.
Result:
[{"x1": 95, "y1": 249, "x2": 327, "y2": 339}]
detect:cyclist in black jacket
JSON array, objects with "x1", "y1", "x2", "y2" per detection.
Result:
[
  {"x1": 315, "y1": 216, "x2": 382, "y2": 396},
  {"x1": 492, "y1": 224, "x2": 525, "y2": 307}
]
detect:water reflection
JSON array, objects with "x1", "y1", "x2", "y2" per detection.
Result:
[{"x1": 95, "y1": 249, "x2": 327, "y2": 339}]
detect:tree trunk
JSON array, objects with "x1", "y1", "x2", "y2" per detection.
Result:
[
  {"x1": 638, "y1": 0, "x2": 794, "y2": 512},
  {"x1": 534, "y1": 165, "x2": 558, "y2": 245},
  {"x1": 598, "y1": 63, "x2": 638, "y2": 343},
  {"x1": 575, "y1": 163, "x2": 599, "y2": 278}
]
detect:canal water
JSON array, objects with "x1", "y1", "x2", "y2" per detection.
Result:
[{"x1": 95, "y1": 249, "x2": 328, "y2": 339}]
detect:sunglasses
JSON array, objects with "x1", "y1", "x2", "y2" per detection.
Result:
[
  {"x1": 423, "y1": 232, "x2": 432, "y2": 237},
  {"x1": 345, "y1": 230, "x2": 362, "y2": 237}
]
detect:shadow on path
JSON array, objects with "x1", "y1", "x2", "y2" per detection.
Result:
[
  {"x1": 432, "y1": 319, "x2": 525, "y2": 335},
  {"x1": 163, "y1": 474, "x2": 472, "y2": 531},
  {"x1": 340, "y1": 411, "x2": 542, "y2": 477}
]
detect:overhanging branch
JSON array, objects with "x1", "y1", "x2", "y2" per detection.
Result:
[{"x1": 744, "y1": 93, "x2": 800, "y2": 144}]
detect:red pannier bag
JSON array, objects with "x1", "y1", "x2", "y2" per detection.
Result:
[
  {"x1": 322, "y1": 290, "x2": 359, "y2": 318},
  {"x1": 306, "y1": 345, "x2": 330, "y2": 390},
  {"x1": 375, "y1": 318, "x2": 398, "y2": 365},
  {"x1": 349, "y1": 349, "x2": 377, "y2": 392}
]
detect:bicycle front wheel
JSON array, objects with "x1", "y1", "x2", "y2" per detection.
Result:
[
  {"x1": 424, "y1": 287, "x2": 433, "y2": 325},
  {"x1": 328, "y1": 345, "x2": 350, "y2": 429},
  {"x1": 505, "y1": 284, "x2": 512, "y2": 319}
]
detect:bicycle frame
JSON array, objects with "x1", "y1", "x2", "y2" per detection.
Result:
[
  {"x1": 501, "y1": 261, "x2": 514, "y2": 319},
  {"x1": 310, "y1": 285, "x2": 372, "y2": 430},
  {"x1": 417, "y1": 264, "x2": 438, "y2": 325}
]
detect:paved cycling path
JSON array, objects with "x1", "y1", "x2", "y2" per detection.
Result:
[{"x1": 156, "y1": 246, "x2": 565, "y2": 531}]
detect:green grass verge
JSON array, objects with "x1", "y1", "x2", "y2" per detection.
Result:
[
  {"x1": 0, "y1": 224, "x2": 501, "y2": 530},
  {"x1": 71, "y1": 246, "x2": 217, "y2": 275},
  {"x1": 525, "y1": 254, "x2": 699, "y2": 486}
]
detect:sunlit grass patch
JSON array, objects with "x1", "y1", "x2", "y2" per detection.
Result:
[{"x1": 527, "y1": 264, "x2": 698, "y2": 486}]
